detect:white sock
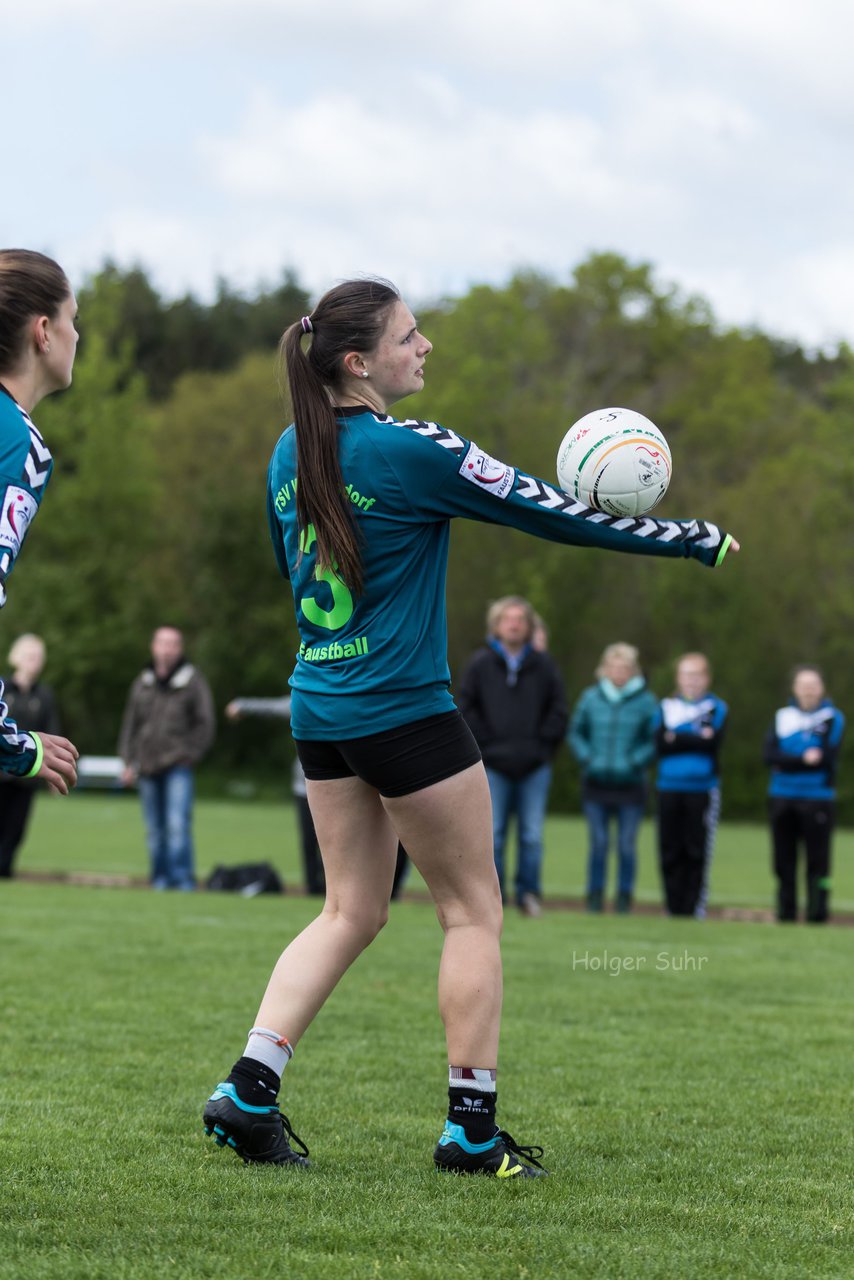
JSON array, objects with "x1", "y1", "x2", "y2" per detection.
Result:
[
  {"x1": 243, "y1": 1026, "x2": 294, "y2": 1077},
  {"x1": 449, "y1": 1066, "x2": 497, "y2": 1092}
]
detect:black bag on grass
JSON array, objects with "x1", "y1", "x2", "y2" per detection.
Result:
[{"x1": 206, "y1": 862, "x2": 284, "y2": 896}]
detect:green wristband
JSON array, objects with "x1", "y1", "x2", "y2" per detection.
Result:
[
  {"x1": 714, "y1": 533, "x2": 734, "y2": 568},
  {"x1": 22, "y1": 732, "x2": 44, "y2": 779}
]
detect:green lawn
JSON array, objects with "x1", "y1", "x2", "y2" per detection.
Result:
[
  {"x1": 0, "y1": 882, "x2": 851, "y2": 1279},
  {"x1": 14, "y1": 791, "x2": 854, "y2": 915}
]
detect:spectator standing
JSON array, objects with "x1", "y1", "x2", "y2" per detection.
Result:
[
  {"x1": 569, "y1": 643, "x2": 658, "y2": 913},
  {"x1": 764, "y1": 666, "x2": 845, "y2": 923},
  {"x1": 531, "y1": 613, "x2": 549, "y2": 654},
  {"x1": 0, "y1": 634, "x2": 61, "y2": 877},
  {"x1": 119, "y1": 626, "x2": 215, "y2": 890},
  {"x1": 655, "y1": 653, "x2": 727, "y2": 918},
  {"x1": 458, "y1": 596, "x2": 568, "y2": 916}
]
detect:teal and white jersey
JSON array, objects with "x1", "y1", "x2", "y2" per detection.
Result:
[
  {"x1": 0, "y1": 385, "x2": 53, "y2": 605},
  {"x1": 0, "y1": 384, "x2": 54, "y2": 775},
  {"x1": 267, "y1": 407, "x2": 732, "y2": 740}
]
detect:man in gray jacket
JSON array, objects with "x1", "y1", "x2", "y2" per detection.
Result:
[{"x1": 119, "y1": 626, "x2": 215, "y2": 890}]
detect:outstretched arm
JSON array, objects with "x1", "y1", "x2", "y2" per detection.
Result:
[{"x1": 390, "y1": 417, "x2": 739, "y2": 567}]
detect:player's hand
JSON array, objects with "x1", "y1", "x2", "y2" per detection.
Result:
[
  {"x1": 120, "y1": 764, "x2": 138, "y2": 788},
  {"x1": 37, "y1": 733, "x2": 79, "y2": 795},
  {"x1": 729, "y1": 538, "x2": 741, "y2": 553},
  {"x1": 803, "y1": 747, "x2": 822, "y2": 765},
  {"x1": 225, "y1": 700, "x2": 242, "y2": 721}
]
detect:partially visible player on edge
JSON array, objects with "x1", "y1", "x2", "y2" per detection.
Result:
[
  {"x1": 0, "y1": 250, "x2": 79, "y2": 794},
  {"x1": 203, "y1": 279, "x2": 740, "y2": 1178}
]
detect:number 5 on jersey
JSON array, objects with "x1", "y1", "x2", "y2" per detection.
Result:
[{"x1": 299, "y1": 524, "x2": 354, "y2": 630}]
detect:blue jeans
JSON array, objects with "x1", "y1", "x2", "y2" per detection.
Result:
[
  {"x1": 138, "y1": 766, "x2": 196, "y2": 890},
  {"x1": 485, "y1": 764, "x2": 552, "y2": 904},
  {"x1": 583, "y1": 800, "x2": 645, "y2": 897}
]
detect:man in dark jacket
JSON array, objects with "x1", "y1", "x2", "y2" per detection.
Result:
[
  {"x1": 119, "y1": 626, "x2": 215, "y2": 890},
  {"x1": 457, "y1": 596, "x2": 567, "y2": 915}
]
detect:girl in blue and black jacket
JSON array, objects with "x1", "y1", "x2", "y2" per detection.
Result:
[
  {"x1": 655, "y1": 652, "x2": 727, "y2": 918},
  {"x1": 764, "y1": 666, "x2": 845, "y2": 923}
]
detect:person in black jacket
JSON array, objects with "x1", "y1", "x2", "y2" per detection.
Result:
[
  {"x1": 0, "y1": 634, "x2": 61, "y2": 877},
  {"x1": 457, "y1": 597, "x2": 568, "y2": 915}
]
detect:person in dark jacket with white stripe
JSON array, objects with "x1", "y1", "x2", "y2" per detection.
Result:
[
  {"x1": 764, "y1": 666, "x2": 845, "y2": 923},
  {"x1": 457, "y1": 596, "x2": 567, "y2": 915},
  {"x1": 655, "y1": 653, "x2": 727, "y2": 918}
]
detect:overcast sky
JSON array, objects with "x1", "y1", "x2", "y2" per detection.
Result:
[{"x1": 4, "y1": 0, "x2": 853, "y2": 347}]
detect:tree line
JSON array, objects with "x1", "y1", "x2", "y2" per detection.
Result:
[{"x1": 5, "y1": 253, "x2": 853, "y2": 819}]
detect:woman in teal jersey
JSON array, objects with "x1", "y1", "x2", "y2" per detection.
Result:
[
  {"x1": 0, "y1": 250, "x2": 79, "y2": 794},
  {"x1": 204, "y1": 280, "x2": 739, "y2": 1177}
]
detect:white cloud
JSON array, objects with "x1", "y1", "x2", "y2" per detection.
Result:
[
  {"x1": 6, "y1": 0, "x2": 645, "y2": 66},
  {"x1": 199, "y1": 80, "x2": 673, "y2": 236},
  {"x1": 6, "y1": 0, "x2": 854, "y2": 344},
  {"x1": 788, "y1": 245, "x2": 854, "y2": 347}
]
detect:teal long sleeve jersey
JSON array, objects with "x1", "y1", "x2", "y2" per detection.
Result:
[
  {"x1": 0, "y1": 385, "x2": 54, "y2": 774},
  {"x1": 267, "y1": 407, "x2": 733, "y2": 741}
]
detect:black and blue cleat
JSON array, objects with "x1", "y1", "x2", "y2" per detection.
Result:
[{"x1": 203, "y1": 1082, "x2": 309, "y2": 1167}]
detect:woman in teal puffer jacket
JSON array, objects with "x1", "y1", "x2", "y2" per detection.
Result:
[{"x1": 568, "y1": 643, "x2": 659, "y2": 913}]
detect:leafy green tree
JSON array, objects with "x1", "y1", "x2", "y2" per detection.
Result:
[
  {"x1": 76, "y1": 264, "x2": 309, "y2": 398},
  {"x1": 145, "y1": 352, "x2": 299, "y2": 777},
  {"x1": 8, "y1": 251, "x2": 852, "y2": 817}
]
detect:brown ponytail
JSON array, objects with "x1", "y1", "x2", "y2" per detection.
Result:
[
  {"x1": 279, "y1": 279, "x2": 399, "y2": 595},
  {"x1": 0, "y1": 250, "x2": 70, "y2": 375}
]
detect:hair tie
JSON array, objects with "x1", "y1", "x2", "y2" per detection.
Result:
[{"x1": 300, "y1": 315, "x2": 313, "y2": 334}]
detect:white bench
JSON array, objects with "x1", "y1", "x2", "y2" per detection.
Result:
[{"x1": 76, "y1": 755, "x2": 130, "y2": 790}]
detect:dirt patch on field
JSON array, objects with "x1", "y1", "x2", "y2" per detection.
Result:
[{"x1": 12, "y1": 869, "x2": 854, "y2": 926}]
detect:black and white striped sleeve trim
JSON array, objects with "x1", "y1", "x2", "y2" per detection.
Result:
[
  {"x1": 390, "y1": 415, "x2": 724, "y2": 555},
  {"x1": 21, "y1": 414, "x2": 52, "y2": 490},
  {"x1": 385, "y1": 415, "x2": 467, "y2": 457},
  {"x1": 513, "y1": 473, "x2": 723, "y2": 551}
]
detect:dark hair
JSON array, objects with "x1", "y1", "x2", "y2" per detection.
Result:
[
  {"x1": 279, "y1": 279, "x2": 400, "y2": 593},
  {"x1": 0, "y1": 250, "x2": 70, "y2": 375}
]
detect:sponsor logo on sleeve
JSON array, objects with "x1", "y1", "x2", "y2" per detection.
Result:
[
  {"x1": 459, "y1": 443, "x2": 515, "y2": 499},
  {"x1": 0, "y1": 487, "x2": 38, "y2": 554}
]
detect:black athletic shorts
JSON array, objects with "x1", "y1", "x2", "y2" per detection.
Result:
[{"x1": 295, "y1": 710, "x2": 482, "y2": 798}]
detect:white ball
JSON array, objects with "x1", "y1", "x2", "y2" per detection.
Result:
[{"x1": 556, "y1": 407, "x2": 671, "y2": 517}]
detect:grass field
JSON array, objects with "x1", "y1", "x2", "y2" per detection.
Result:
[
  {"x1": 12, "y1": 790, "x2": 854, "y2": 914},
  {"x1": 1, "y1": 798, "x2": 852, "y2": 1278}
]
